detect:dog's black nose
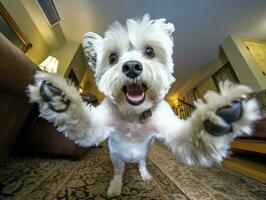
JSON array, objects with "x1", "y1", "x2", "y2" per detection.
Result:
[{"x1": 122, "y1": 60, "x2": 143, "y2": 79}]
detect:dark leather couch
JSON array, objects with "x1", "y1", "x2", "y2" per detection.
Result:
[{"x1": 0, "y1": 33, "x2": 89, "y2": 162}]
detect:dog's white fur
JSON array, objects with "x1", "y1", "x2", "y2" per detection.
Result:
[{"x1": 28, "y1": 15, "x2": 261, "y2": 198}]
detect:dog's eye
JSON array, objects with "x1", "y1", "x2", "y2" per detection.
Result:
[
  {"x1": 109, "y1": 53, "x2": 118, "y2": 65},
  {"x1": 144, "y1": 47, "x2": 155, "y2": 58}
]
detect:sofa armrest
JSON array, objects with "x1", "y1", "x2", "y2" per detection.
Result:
[{"x1": 0, "y1": 32, "x2": 37, "y2": 94}]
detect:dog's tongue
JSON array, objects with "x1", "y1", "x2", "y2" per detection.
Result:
[{"x1": 126, "y1": 84, "x2": 144, "y2": 102}]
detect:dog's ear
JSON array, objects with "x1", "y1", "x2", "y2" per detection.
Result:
[
  {"x1": 82, "y1": 32, "x2": 103, "y2": 71},
  {"x1": 152, "y1": 18, "x2": 175, "y2": 37}
]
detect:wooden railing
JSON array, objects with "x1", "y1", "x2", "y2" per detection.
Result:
[
  {"x1": 172, "y1": 89, "x2": 265, "y2": 120},
  {"x1": 172, "y1": 99, "x2": 195, "y2": 119}
]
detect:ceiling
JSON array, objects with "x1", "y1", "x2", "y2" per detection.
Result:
[{"x1": 38, "y1": 0, "x2": 266, "y2": 95}]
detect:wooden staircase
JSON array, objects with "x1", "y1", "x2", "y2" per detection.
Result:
[{"x1": 222, "y1": 118, "x2": 266, "y2": 183}]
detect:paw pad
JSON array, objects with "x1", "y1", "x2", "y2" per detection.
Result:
[
  {"x1": 204, "y1": 100, "x2": 243, "y2": 136},
  {"x1": 40, "y1": 81, "x2": 70, "y2": 112},
  {"x1": 216, "y1": 100, "x2": 243, "y2": 123}
]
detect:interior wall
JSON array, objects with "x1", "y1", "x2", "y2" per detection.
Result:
[
  {"x1": 81, "y1": 69, "x2": 105, "y2": 101},
  {"x1": 1, "y1": 0, "x2": 104, "y2": 101},
  {"x1": 176, "y1": 53, "x2": 228, "y2": 98},
  {"x1": 243, "y1": 39, "x2": 266, "y2": 78},
  {"x1": 50, "y1": 42, "x2": 79, "y2": 76},
  {"x1": 51, "y1": 42, "x2": 104, "y2": 100},
  {"x1": 21, "y1": 0, "x2": 65, "y2": 50},
  {"x1": 175, "y1": 35, "x2": 266, "y2": 105},
  {"x1": 1, "y1": 0, "x2": 50, "y2": 64},
  {"x1": 67, "y1": 45, "x2": 86, "y2": 82},
  {"x1": 222, "y1": 36, "x2": 266, "y2": 91},
  {"x1": 197, "y1": 78, "x2": 217, "y2": 98}
]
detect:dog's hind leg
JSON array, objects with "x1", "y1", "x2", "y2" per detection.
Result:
[
  {"x1": 138, "y1": 159, "x2": 152, "y2": 181},
  {"x1": 107, "y1": 154, "x2": 125, "y2": 198}
]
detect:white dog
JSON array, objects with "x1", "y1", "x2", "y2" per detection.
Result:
[{"x1": 28, "y1": 15, "x2": 260, "y2": 198}]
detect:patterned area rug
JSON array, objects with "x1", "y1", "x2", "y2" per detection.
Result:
[{"x1": 0, "y1": 142, "x2": 265, "y2": 200}]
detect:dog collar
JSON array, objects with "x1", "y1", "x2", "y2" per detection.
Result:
[{"x1": 139, "y1": 109, "x2": 152, "y2": 124}]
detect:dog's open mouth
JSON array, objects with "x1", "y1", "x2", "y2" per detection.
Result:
[{"x1": 122, "y1": 83, "x2": 147, "y2": 106}]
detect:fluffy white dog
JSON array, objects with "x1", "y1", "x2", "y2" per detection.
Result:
[{"x1": 28, "y1": 15, "x2": 260, "y2": 198}]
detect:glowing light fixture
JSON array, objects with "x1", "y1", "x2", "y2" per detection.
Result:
[
  {"x1": 79, "y1": 85, "x2": 84, "y2": 93},
  {"x1": 39, "y1": 56, "x2": 59, "y2": 73}
]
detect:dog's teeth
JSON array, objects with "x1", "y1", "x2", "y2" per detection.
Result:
[{"x1": 124, "y1": 78, "x2": 144, "y2": 87}]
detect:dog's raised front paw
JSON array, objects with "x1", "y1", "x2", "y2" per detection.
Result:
[
  {"x1": 216, "y1": 100, "x2": 243, "y2": 123},
  {"x1": 200, "y1": 81, "x2": 261, "y2": 137},
  {"x1": 204, "y1": 100, "x2": 243, "y2": 136},
  {"x1": 40, "y1": 80, "x2": 70, "y2": 112},
  {"x1": 28, "y1": 71, "x2": 73, "y2": 113}
]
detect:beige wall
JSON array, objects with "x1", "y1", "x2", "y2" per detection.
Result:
[
  {"x1": 171, "y1": 35, "x2": 266, "y2": 105},
  {"x1": 176, "y1": 53, "x2": 228, "y2": 98},
  {"x1": 222, "y1": 36, "x2": 266, "y2": 91},
  {"x1": 244, "y1": 40, "x2": 266, "y2": 75},
  {"x1": 50, "y1": 42, "x2": 79, "y2": 76},
  {"x1": 68, "y1": 45, "x2": 86, "y2": 82},
  {"x1": 1, "y1": 0, "x2": 105, "y2": 101},
  {"x1": 1, "y1": 0, "x2": 50, "y2": 64},
  {"x1": 81, "y1": 69, "x2": 105, "y2": 101},
  {"x1": 51, "y1": 42, "x2": 104, "y2": 101},
  {"x1": 21, "y1": 0, "x2": 65, "y2": 50},
  {"x1": 197, "y1": 78, "x2": 217, "y2": 98}
]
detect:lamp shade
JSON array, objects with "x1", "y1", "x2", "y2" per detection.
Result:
[{"x1": 39, "y1": 56, "x2": 59, "y2": 73}]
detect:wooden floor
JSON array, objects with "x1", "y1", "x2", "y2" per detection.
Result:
[
  {"x1": 223, "y1": 156, "x2": 266, "y2": 183},
  {"x1": 231, "y1": 139, "x2": 266, "y2": 154},
  {"x1": 222, "y1": 117, "x2": 266, "y2": 183}
]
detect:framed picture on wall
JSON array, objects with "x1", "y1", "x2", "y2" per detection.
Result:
[
  {"x1": 0, "y1": 2, "x2": 32, "y2": 53},
  {"x1": 212, "y1": 62, "x2": 239, "y2": 91}
]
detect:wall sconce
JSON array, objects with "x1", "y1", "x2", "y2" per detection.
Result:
[{"x1": 39, "y1": 56, "x2": 59, "y2": 73}]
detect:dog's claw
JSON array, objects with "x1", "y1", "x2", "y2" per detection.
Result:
[{"x1": 204, "y1": 100, "x2": 243, "y2": 136}]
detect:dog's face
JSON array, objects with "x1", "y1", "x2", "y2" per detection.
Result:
[{"x1": 83, "y1": 15, "x2": 175, "y2": 114}]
